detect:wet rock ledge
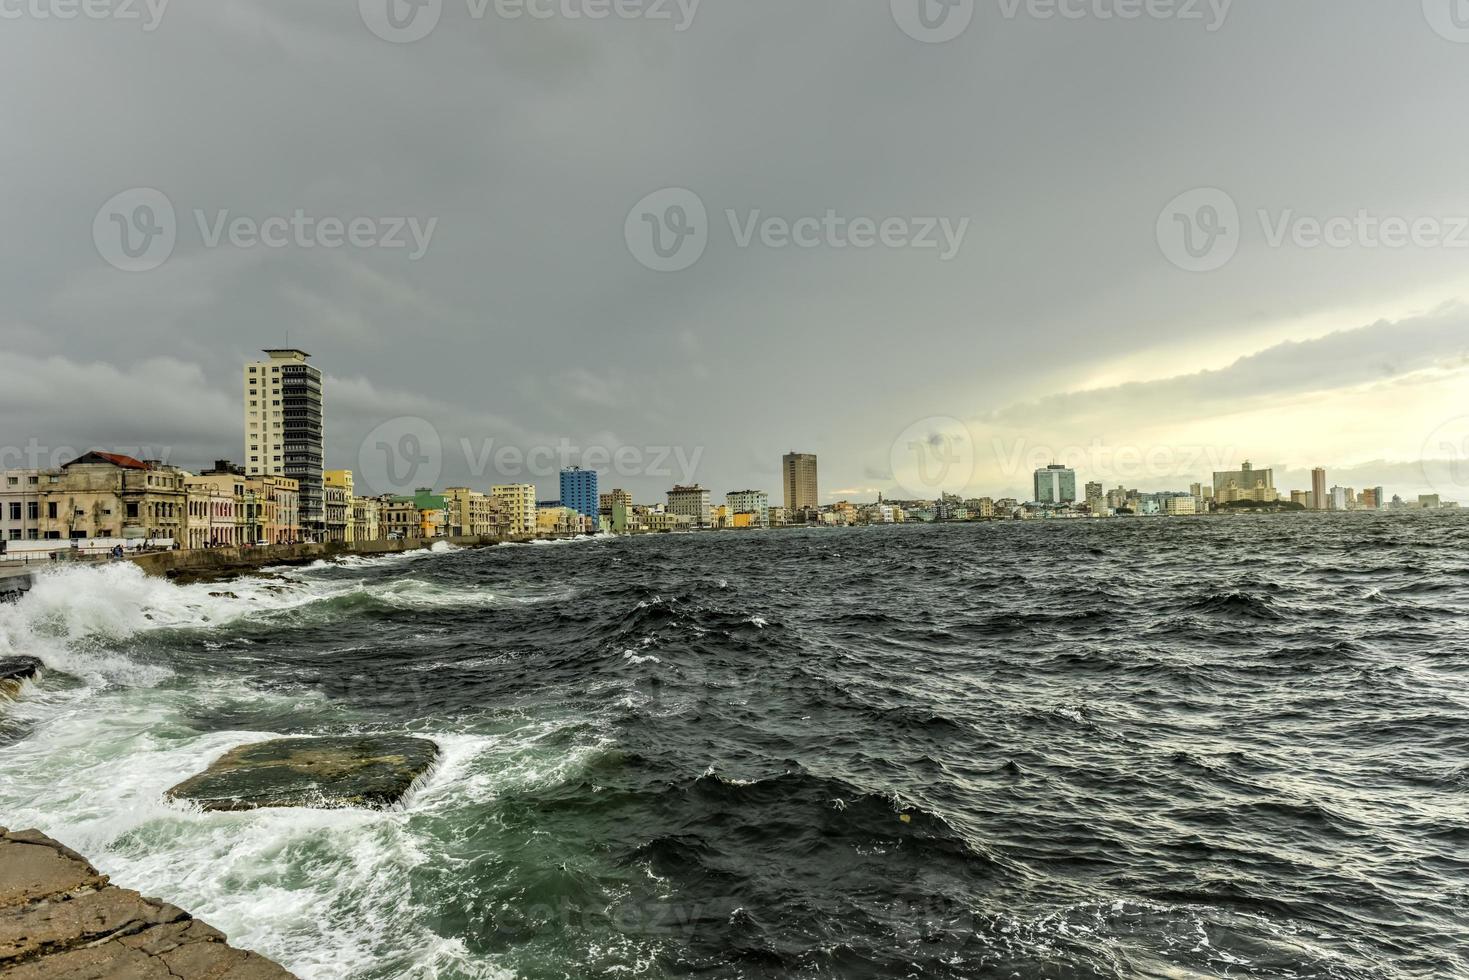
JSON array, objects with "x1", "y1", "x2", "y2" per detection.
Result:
[{"x1": 0, "y1": 827, "x2": 296, "y2": 979}]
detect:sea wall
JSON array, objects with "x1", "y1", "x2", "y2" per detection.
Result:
[{"x1": 128, "y1": 535, "x2": 537, "y2": 582}]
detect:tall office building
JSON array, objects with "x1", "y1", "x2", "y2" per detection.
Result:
[
  {"x1": 559, "y1": 467, "x2": 600, "y2": 526},
  {"x1": 245, "y1": 350, "x2": 323, "y2": 537},
  {"x1": 782, "y1": 452, "x2": 818, "y2": 512},
  {"x1": 1312, "y1": 467, "x2": 1328, "y2": 511},
  {"x1": 1033, "y1": 464, "x2": 1078, "y2": 505}
]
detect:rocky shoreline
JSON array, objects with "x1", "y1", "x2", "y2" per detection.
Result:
[{"x1": 0, "y1": 828, "x2": 297, "y2": 979}]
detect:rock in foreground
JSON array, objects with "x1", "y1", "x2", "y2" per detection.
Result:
[
  {"x1": 0, "y1": 657, "x2": 42, "y2": 698},
  {"x1": 0, "y1": 827, "x2": 296, "y2": 978},
  {"x1": 167, "y1": 735, "x2": 440, "y2": 811}
]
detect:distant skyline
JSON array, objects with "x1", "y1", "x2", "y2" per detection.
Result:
[{"x1": 2, "y1": 2, "x2": 1467, "y2": 505}]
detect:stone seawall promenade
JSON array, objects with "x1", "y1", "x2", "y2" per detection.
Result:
[{"x1": 0, "y1": 828, "x2": 296, "y2": 979}]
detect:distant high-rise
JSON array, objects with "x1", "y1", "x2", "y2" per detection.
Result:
[
  {"x1": 1312, "y1": 467, "x2": 1328, "y2": 511},
  {"x1": 245, "y1": 350, "x2": 324, "y2": 537},
  {"x1": 559, "y1": 467, "x2": 599, "y2": 525},
  {"x1": 783, "y1": 452, "x2": 818, "y2": 512},
  {"x1": 1033, "y1": 464, "x2": 1077, "y2": 505}
]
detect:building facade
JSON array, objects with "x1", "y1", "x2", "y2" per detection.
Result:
[
  {"x1": 559, "y1": 468, "x2": 600, "y2": 527},
  {"x1": 31, "y1": 452, "x2": 188, "y2": 543},
  {"x1": 245, "y1": 349, "x2": 324, "y2": 540},
  {"x1": 725, "y1": 489, "x2": 769, "y2": 527},
  {"x1": 492, "y1": 484, "x2": 537, "y2": 536},
  {"x1": 323, "y1": 470, "x2": 355, "y2": 543},
  {"x1": 668, "y1": 485, "x2": 712, "y2": 527},
  {"x1": 1214, "y1": 461, "x2": 1277, "y2": 504},
  {"x1": 782, "y1": 453, "x2": 818, "y2": 512},
  {"x1": 1033, "y1": 464, "x2": 1078, "y2": 505}
]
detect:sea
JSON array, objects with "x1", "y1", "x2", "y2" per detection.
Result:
[{"x1": 1, "y1": 514, "x2": 1466, "y2": 980}]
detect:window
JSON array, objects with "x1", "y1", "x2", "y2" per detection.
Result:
[
  {"x1": 26, "y1": 502, "x2": 37, "y2": 520},
  {"x1": 7, "y1": 503, "x2": 18, "y2": 520},
  {"x1": 46, "y1": 503, "x2": 57, "y2": 519},
  {"x1": 4, "y1": 477, "x2": 15, "y2": 487},
  {"x1": 126, "y1": 503, "x2": 138, "y2": 518}
]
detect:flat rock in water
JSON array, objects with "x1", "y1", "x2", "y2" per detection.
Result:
[{"x1": 167, "y1": 735, "x2": 439, "y2": 812}]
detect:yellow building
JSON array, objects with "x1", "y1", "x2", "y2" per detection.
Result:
[
  {"x1": 38, "y1": 452, "x2": 188, "y2": 544},
  {"x1": 323, "y1": 470, "x2": 355, "y2": 543},
  {"x1": 492, "y1": 484, "x2": 537, "y2": 536}
]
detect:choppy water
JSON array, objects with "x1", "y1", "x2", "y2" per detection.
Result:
[{"x1": 2, "y1": 516, "x2": 1468, "y2": 980}]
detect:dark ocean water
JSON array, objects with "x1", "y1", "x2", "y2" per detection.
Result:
[{"x1": 3, "y1": 514, "x2": 1468, "y2": 979}]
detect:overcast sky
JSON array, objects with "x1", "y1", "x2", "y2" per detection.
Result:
[{"x1": 2, "y1": 0, "x2": 1468, "y2": 503}]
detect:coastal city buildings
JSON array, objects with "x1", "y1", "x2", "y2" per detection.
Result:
[
  {"x1": 1312, "y1": 467, "x2": 1328, "y2": 510},
  {"x1": 726, "y1": 489, "x2": 770, "y2": 528},
  {"x1": 559, "y1": 467, "x2": 599, "y2": 528},
  {"x1": 1213, "y1": 461, "x2": 1278, "y2": 504},
  {"x1": 245, "y1": 350, "x2": 324, "y2": 540},
  {"x1": 783, "y1": 453, "x2": 818, "y2": 512},
  {"x1": 668, "y1": 485, "x2": 713, "y2": 527},
  {"x1": 1033, "y1": 464, "x2": 1078, "y2": 505},
  {"x1": 323, "y1": 470, "x2": 354, "y2": 544}
]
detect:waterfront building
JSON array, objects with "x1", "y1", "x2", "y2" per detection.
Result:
[
  {"x1": 244, "y1": 350, "x2": 324, "y2": 539},
  {"x1": 726, "y1": 489, "x2": 770, "y2": 527},
  {"x1": 0, "y1": 470, "x2": 43, "y2": 542},
  {"x1": 600, "y1": 489, "x2": 633, "y2": 515},
  {"x1": 560, "y1": 467, "x2": 600, "y2": 526},
  {"x1": 352, "y1": 495, "x2": 381, "y2": 542},
  {"x1": 537, "y1": 505, "x2": 584, "y2": 536},
  {"x1": 668, "y1": 485, "x2": 712, "y2": 527},
  {"x1": 1291, "y1": 490, "x2": 1311, "y2": 508},
  {"x1": 445, "y1": 487, "x2": 505, "y2": 537},
  {"x1": 767, "y1": 506, "x2": 789, "y2": 527},
  {"x1": 1312, "y1": 468, "x2": 1328, "y2": 511},
  {"x1": 492, "y1": 484, "x2": 537, "y2": 536},
  {"x1": 1330, "y1": 486, "x2": 1350, "y2": 511},
  {"x1": 323, "y1": 470, "x2": 354, "y2": 544},
  {"x1": 1162, "y1": 495, "x2": 1197, "y2": 516},
  {"x1": 1213, "y1": 461, "x2": 1278, "y2": 504},
  {"x1": 1033, "y1": 464, "x2": 1078, "y2": 505},
  {"x1": 254, "y1": 475, "x2": 300, "y2": 544},
  {"x1": 1419, "y1": 494, "x2": 1442, "y2": 510},
  {"x1": 35, "y1": 452, "x2": 187, "y2": 543},
  {"x1": 782, "y1": 453, "x2": 819, "y2": 512}
]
